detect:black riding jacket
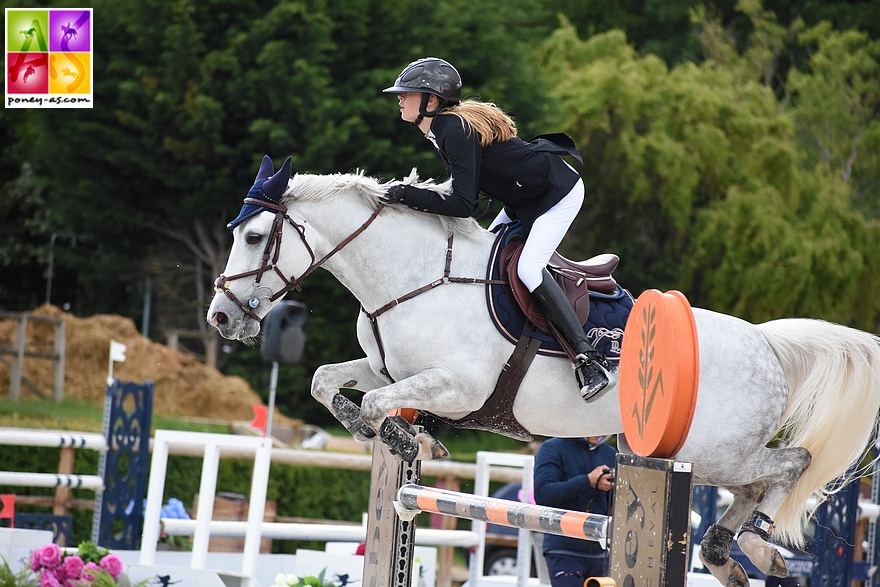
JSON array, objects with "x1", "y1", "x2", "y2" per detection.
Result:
[{"x1": 400, "y1": 114, "x2": 582, "y2": 230}]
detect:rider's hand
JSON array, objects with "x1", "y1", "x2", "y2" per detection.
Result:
[{"x1": 380, "y1": 184, "x2": 407, "y2": 205}]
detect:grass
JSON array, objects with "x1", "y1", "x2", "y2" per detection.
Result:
[
  {"x1": 0, "y1": 397, "x2": 229, "y2": 435},
  {"x1": 0, "y1": 397, "x2": 531, "y2": 460},
  {"x1": 0, "y1": 397, "x2": 104, "y2": 431}
]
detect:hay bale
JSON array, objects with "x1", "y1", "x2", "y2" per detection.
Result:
[{"x1": 0, "y1": 305, "x2": 293, "y2": 424}]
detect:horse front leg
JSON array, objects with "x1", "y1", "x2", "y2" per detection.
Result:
[
  {"x1": 311, "y1": 358, "x2": 390, "y2": 441},
  {"x1": 360, "y1": 367, "x2": 478, "y2": 462}
]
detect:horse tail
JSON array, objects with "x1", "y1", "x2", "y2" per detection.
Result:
[{"x1": 757, "y1": 318, "x2": 880, "y2": 545}]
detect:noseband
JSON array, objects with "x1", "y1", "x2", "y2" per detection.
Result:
[{"x1": 214, "y1": 197, "x2": 385, "y2": 320}]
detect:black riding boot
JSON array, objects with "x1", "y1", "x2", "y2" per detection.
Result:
[{"x1": 531, "y1": 269, "x2": 610, "y2": 401}]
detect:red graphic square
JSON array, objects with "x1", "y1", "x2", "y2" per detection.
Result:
[{"x1": 7, "y1": 52, "x2": 48, "y2": 94}]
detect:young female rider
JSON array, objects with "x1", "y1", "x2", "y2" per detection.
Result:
[{"x1": 382, "y1": 57, "x2": 611, "y2": 401}]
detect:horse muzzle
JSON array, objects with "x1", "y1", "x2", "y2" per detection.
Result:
[{"x1": 208, "y1": 296, "x2": 262, "y2": 340}]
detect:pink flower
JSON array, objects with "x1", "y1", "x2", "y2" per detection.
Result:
[
  {"x1": 29, "y1": 550, "x2": 42, "y2": 572},
  {"x1": 99, "y1": 554, "x2": 123, "y2": 579},
  {"x1": 61, "y1": 555, "x2": 84, "y2": 580},
  {"x1": 81, "y1": 562, "x2": 100, "y2": 581},
  {"x1": 38, "y1": 568, "x2": 61, "y2": 587},
  {"x1": 38, "y1": 544, "x2": 63, "y2": 569},
  {"x1": 51, "y1": 563, "x2": 68, "y2": 582}
]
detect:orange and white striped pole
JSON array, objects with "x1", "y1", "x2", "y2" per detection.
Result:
[{"x1": 396, "y1": 483, "x2": 609, "y2": 546}]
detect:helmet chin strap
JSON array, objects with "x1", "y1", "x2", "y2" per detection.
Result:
[{"x1": 411, "y1": 93, "x2": 443, "y2": 130}]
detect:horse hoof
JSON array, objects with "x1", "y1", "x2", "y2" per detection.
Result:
[
  {"x1": 415, "y1": 432, "x2": 450, "y2": 460},
  {"x1": 767, "y1": 552, "x2": 789, "y2": 578},
  {"x1": 430, "y1": 440, "x2": 450, "y2": 460},
  {"x1": 698, "y1": 551, "x2": 750, "y2": 587},
  {"x1": 738, "y1": 531, "x2": 789, "y2": 577}
]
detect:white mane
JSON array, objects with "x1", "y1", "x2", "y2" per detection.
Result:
[{"x1": 282, "y1": 169, "x2": 493, "y2": 242}]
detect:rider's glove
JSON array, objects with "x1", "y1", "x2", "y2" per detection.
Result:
[{"x1": 380, "y1": 184, "x2": 407, "y2": 205}]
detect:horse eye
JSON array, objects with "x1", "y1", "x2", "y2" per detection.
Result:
[{"x1": 245, "y1": 233, "x2": 263, "y2": 245}]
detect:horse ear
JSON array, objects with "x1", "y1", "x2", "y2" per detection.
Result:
[
  {"x1": 255, "y1": 155, "x2": 275, "y2": 182},
  {"x1": 262, "y1": 156, "x2": 293, "y2": 201}
]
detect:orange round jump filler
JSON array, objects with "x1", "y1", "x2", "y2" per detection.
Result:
[{"x1": 618, "y1": 290, "x2": 699, "y2": 458}]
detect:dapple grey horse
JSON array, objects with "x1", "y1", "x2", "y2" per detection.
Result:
[{"x1": 208, "y1": 157, "x2": 880, "y2": 587}]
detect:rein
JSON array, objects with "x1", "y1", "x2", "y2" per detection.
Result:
[{"x1": 214, "y1": 198, "x2": 385, "y2": 321}]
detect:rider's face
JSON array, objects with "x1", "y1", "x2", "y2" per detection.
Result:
[{"x1": 397, "y1": 92, "x2": 423, "y2": 123}]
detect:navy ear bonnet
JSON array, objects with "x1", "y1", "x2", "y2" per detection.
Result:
[{"x1": 227, "y1": 155, "x2": 293, "y2": 230}]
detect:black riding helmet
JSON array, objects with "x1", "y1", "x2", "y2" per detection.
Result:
[{"x1": 384, "y1": 58, "x2": 462, "y2": 124}]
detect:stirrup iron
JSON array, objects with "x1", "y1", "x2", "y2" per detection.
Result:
[{"x1": 575, "y1": 352, "x2": 610, "y2": 402}]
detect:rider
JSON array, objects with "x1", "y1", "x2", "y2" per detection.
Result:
[{"x1": 382, "y1": 57, "x2": 610, "y2": 401}]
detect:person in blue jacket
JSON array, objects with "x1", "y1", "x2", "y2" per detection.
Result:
[
  {"x1": 534, "y1": 436, "x2": 617, "y2": 585},
  {"x1": 381, "y1": 57, "x2": 611, "y2": 401}
]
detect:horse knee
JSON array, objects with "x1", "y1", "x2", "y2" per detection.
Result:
[
  {"x1": 767, "y1": 447, "x2": 812, "y2": 491},
  {"x1": 779, "y1": 447, "x2": 811, "y2": 479},
  {"x1": 360, "y1": 393, "x2": 386, "y2": 427},
  {"x1": 311, "y1": 366, "x2": 333, "y2": 401}
]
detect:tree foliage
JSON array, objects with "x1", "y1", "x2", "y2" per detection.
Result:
[
  {"x1": 539, "y1": 5, "x2": 880, "y2": 329},
  {"x1": 3, "y1": 0, "x2": 880, "y2": 424}
]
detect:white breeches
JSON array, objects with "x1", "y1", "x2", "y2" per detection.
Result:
[{"x1": 488, "y1": 178, "x2": 584, "y2": 292}]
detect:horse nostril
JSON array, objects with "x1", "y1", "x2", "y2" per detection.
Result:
[{"x1": 210, "y1": 311, "x2": 228, "y2": 327}]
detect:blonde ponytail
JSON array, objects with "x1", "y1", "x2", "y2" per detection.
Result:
[{"x1": 442, "y1": 100, "x2": 517, "y2": 147}]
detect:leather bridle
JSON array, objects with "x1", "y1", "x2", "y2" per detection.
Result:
[
  {"x1": 213, "y1": 197, "x2": 386, "y2": 321},
  {"x1": 213, "y1": 195, "x2": 502, "y2": 383}
]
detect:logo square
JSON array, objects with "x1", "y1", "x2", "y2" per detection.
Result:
[
  {"x1": 7, "y1": 52, "x2": 48, "y2": 93},
  {"x1": 49, "y1": 10, "x2": 91, "y2": 53},
  {"x1": 6, "y1": 9, "x2": 48, "y2": 53},
  {"x1": 49, "y1": 52, "x2": 91, "y2": 94}
]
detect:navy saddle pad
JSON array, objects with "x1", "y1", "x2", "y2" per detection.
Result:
[{"x1": 485, "y1": 222, "x2": 634, "y2": 362}]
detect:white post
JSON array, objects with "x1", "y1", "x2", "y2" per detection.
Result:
[
  {"x1": 516, "y1": 458, "x2": 535, "y2": 587},
  {"x1": 139, "y1": 433, "x2": 169, "y2": 565},
  {"x1": 266, "y1": 362, "x2": 279, "y2": 440},
  {"x1": 52, "y1": 318, "x2": 65, "y2": 402},
  {"x1": 469, "y1": 453, "x2": 489, "y2": 587},
  {"x1": 241, "y1": 438, "x2": 272, "y2": 586},
  {"x1": 468, "y1": 451, "x2": 535, "y2": 587},
  {"x1": 191, "y1": 442, "x2": 220, "y2": 569},
  {"x1": 138, "y1": 431, "x2": 269, "y2": 583},
  {"x1": 107, "y1": 340, "x2": 126, "y2": 386},
  {"x1": 10, "y1": 315, "x2": 26, "y2": 401}
]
